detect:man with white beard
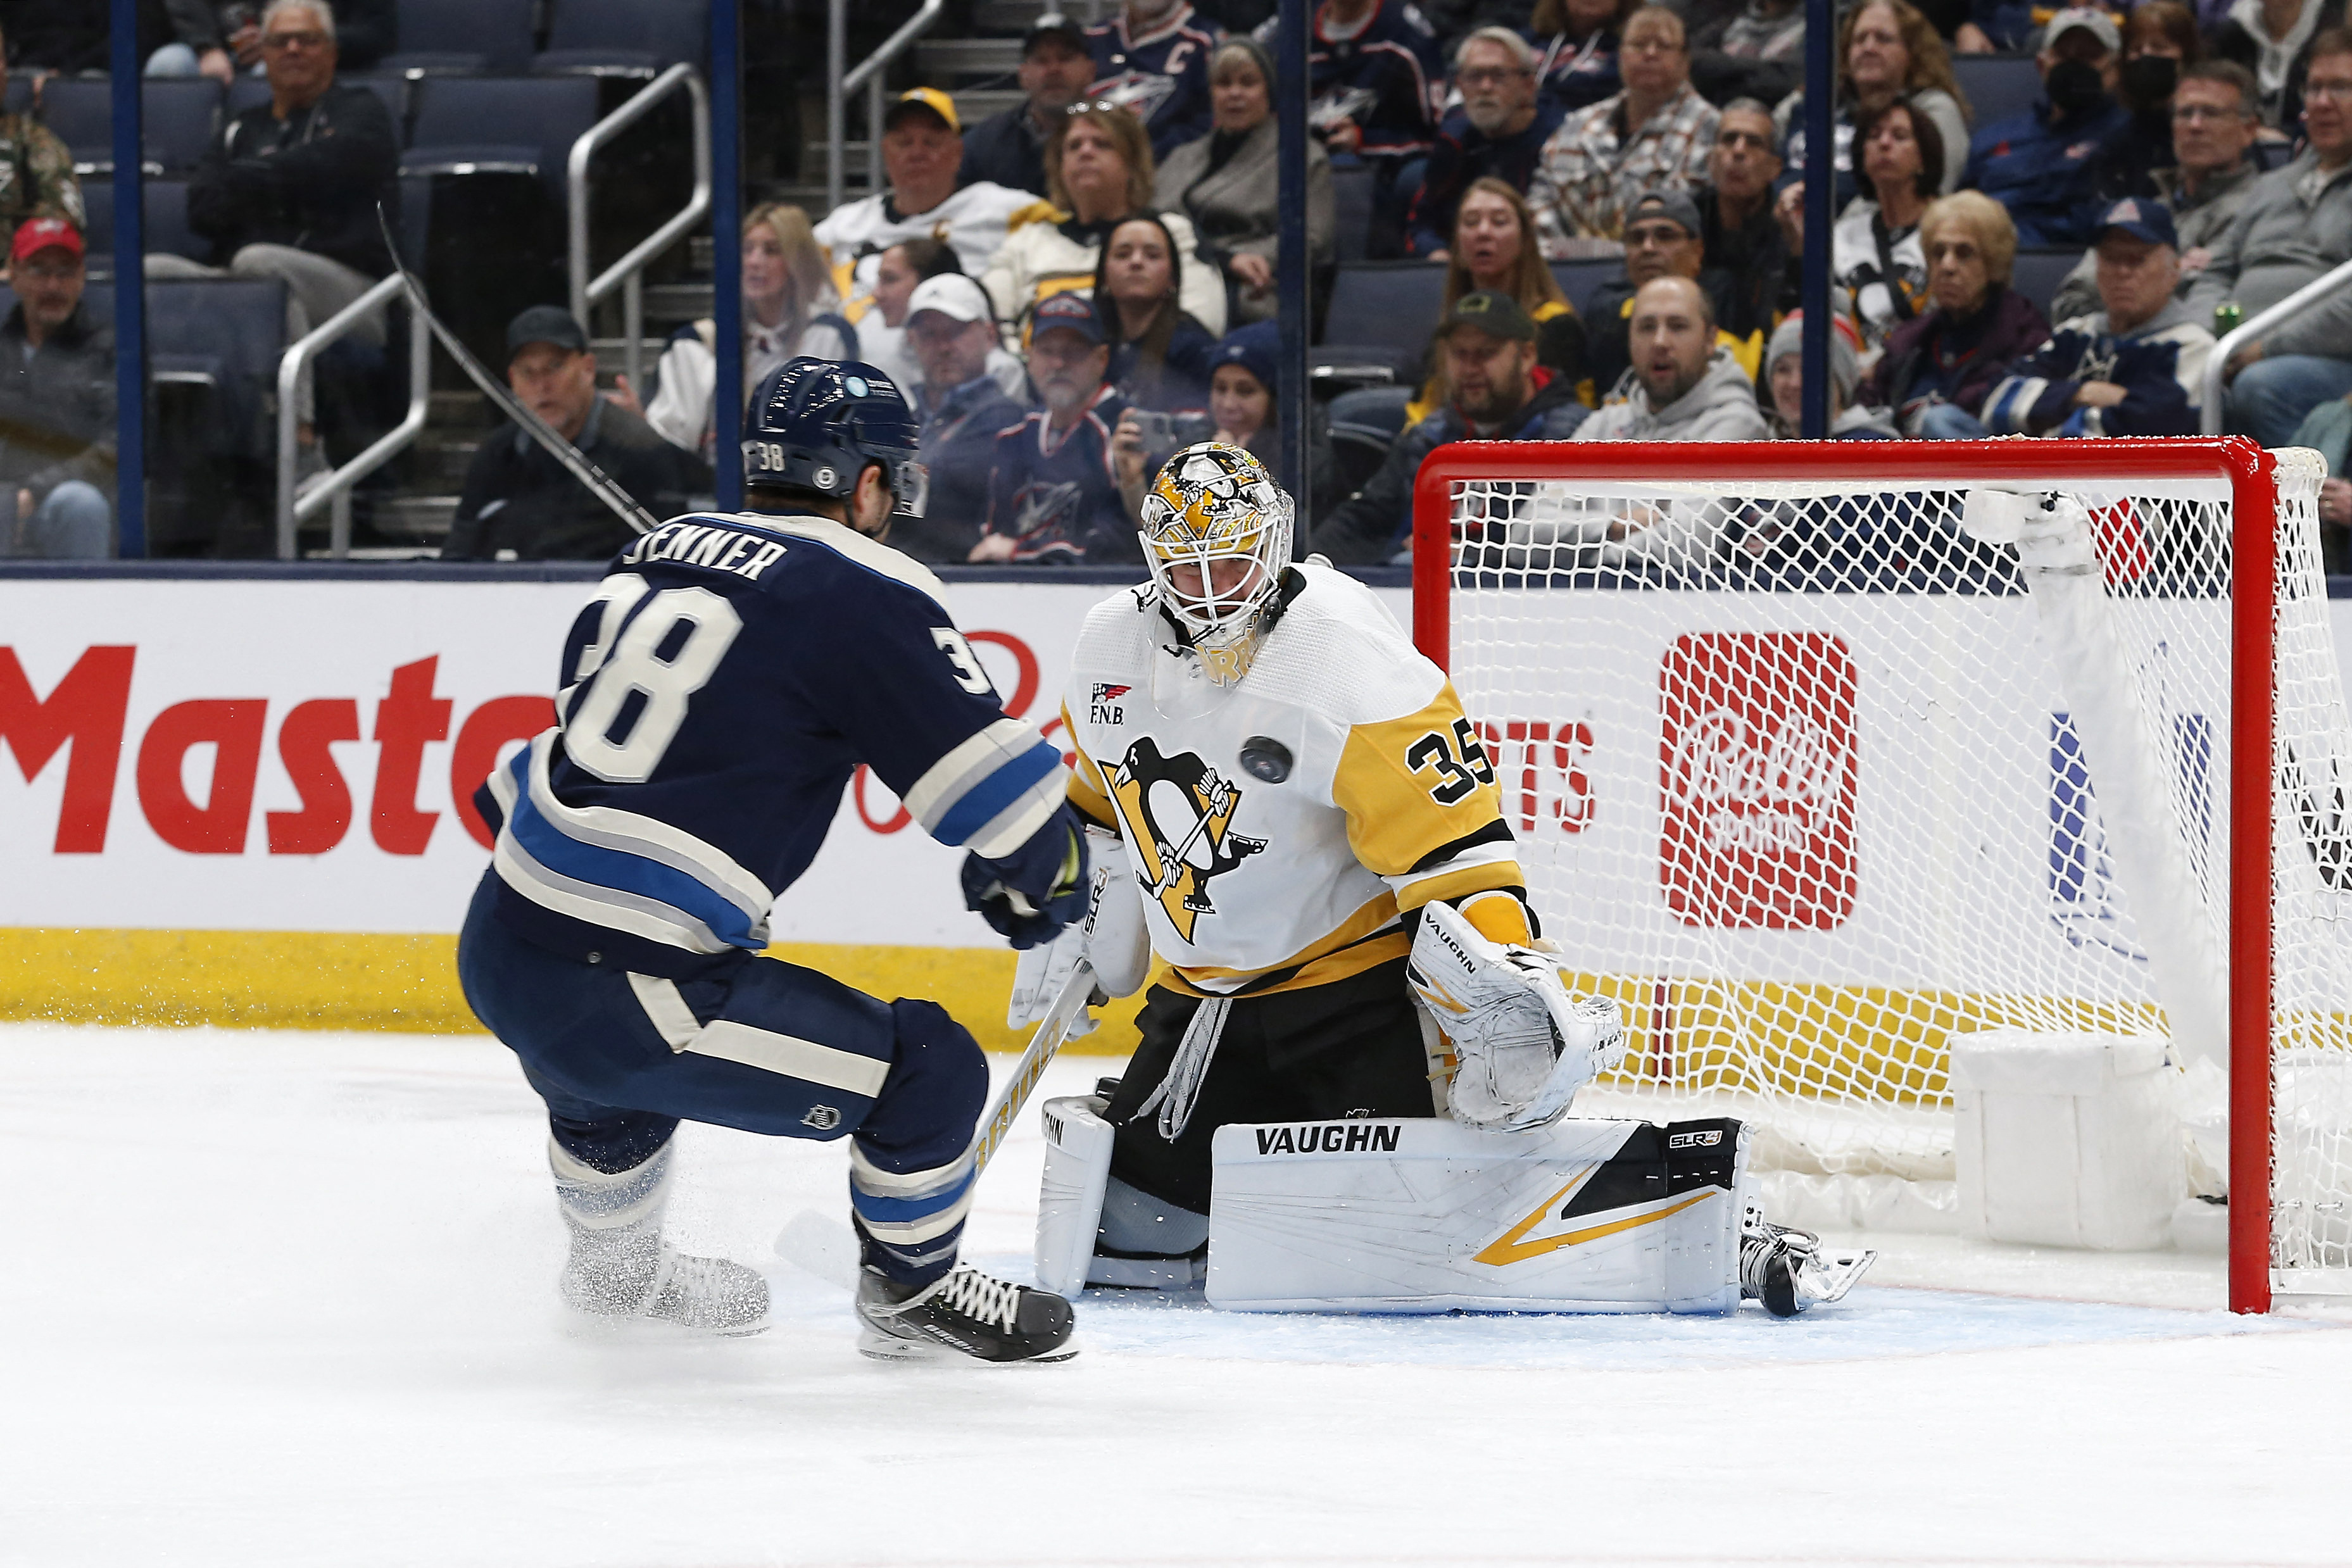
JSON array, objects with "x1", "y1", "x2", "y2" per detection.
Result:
[{"x1": 1407, "y1": 29, "x2": 1566, "y2": 258}]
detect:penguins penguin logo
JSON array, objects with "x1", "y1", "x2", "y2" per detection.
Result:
[{"x1": 1108, "y1": 736, "x2": 1268, "y2": 942}]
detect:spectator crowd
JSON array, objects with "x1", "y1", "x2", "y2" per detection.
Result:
[{"x1": 6, "y1": 0, "x2": 2352, "y2": 568}]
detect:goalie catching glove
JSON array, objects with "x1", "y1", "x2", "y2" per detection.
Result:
[
  {"x1": 1408, "y1": 898, "x2": 1626, "y2": 1131},
  {"x1": 1008, "y1": 825, "x2": 1154, "y2": 1033}
]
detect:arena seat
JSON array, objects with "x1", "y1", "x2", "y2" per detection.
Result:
[
  {"x1": 534, "y1": 0, "x2": 711, "y2": 76},
  {"x1": 1332, "y1": 163, "x2": 1375, "y2": 263},
  {"x1": 382, "y1": 0, "x2": 538, "y2": 74},
  {"x1": 404, "y1": 75, "x2": 600, "y2": 198},
  {"x1": 1316, "y1": 260, "x2": 1447, "y2": 385},
  {"x1": 1548, "y1": 258, "x2": 1619, "y2": 320},
  {"x1": 80, "y1": 179, "x2": 209, "y2": 267},
  {"x1": 1949, "y1": 54, "x2": 2042, "y2": 133},
  {"x1": 31, "y1": 79, "x2": 223, "y2": 176},
  {"x1": 2010, "y1": 248, "x2": 2081, "y2": 318}
]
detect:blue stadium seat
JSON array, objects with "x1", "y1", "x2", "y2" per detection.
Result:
[
  {"x1": 1950, "y1": 54, "x2": 2042, "y2": 134},
  {"x1": 382, "y1": 0, "x2": 538, "y2": 73},
  {"x1": 2010, "y1": 248, "x2": 2081, "y2": 320},
  {"x1": 29, "y1": 79, "x2": 220, "y2": 175},
  {"x1": 1321, "y1": 259, "x2": 1447, "y2": 373},
  {"x1": 536, "y1": 0, "x2": 710, "y2": 75},
  {"x1": 1548, "y1": 258, "x2": 1619, "y2": 319},
  {"x1": 1331, "y1": 163, "x2": 1375, "y2": 263},
  {"x1": 79, "y1": 179, "x2": 210, "y2": 266},
  {"x1": 144, "y1": 80, "x2": 225, "y2": 172},
  {"x1": 34, "y1": 78, "x2": 113, "y2": 172},
  {"x1": 404, "y1": 75, "x2": 600, "y2": 197}
]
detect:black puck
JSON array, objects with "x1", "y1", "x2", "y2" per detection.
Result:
[{"x1": 1238, "y1": 736, "x2": 1292, "y2": 783}]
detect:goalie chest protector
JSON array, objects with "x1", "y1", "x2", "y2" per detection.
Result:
[{"x1": 1060, "y1": 565, "x2": 1523, "y2": 995}]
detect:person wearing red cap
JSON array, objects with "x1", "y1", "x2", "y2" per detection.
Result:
[{"x1": 0, "y1": 218, "x2": 113, "y2": 558}]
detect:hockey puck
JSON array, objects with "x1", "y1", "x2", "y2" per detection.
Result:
[{"x1": 1238, "y1": 736, "x2": 1292, "y2": 783}]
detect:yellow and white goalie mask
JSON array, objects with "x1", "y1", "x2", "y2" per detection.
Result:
[{"x1": 1137, "y1": 442, "x2": 1294, "y2": 688}]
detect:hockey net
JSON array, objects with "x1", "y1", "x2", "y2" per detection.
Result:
[{"x1": 1409, "y1": 438, "x2": 2352, "y2": 1310}]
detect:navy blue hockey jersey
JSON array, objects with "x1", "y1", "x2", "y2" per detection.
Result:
[
  {"x1": 1294, "y1": 0, "x2": 1441, "y2": 160},
  {"x1": 979, "y1": 387, "x2": 1138, "y2": 564},
  {"x1": 477, "y1": 511, "x2": 1069, "y2": 977},
  {"x1": 1088, "y1": 6, "x2": 1221, "y2": 158}
]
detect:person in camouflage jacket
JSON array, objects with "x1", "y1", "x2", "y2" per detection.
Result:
[{"x1": 0, "y1": 65, "x2": 85, "y2": 265}]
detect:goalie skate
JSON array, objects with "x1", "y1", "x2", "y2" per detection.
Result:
[
  {"x1": 855, "y1": 1264, "x2": 1079, "y2": 1364},
  {"x1": 1740, "y1": 1201, "x2": 1875, "y2": 1318}
]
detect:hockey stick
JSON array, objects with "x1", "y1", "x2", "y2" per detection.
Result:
[
  {"x1": 772, "y1": 957, "x2": 1099, "y2": 1288},
  {"x1": 374, "y1": 209, "x2": 661, "y2": 536},
  {"x1": 975, "y1": 956, "x2": 1098, "y2": 1174}
]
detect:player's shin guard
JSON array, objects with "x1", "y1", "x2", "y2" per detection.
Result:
[
  {"x1": 848, "y1": 1142, "x2": 977, "y2": 1286},
  {"x1": 551, "y1": 1138, "x2": 770, "y2": 1334},
  {"x1": 848, "y1": 998, "x2": 990, "y2": 1286}
]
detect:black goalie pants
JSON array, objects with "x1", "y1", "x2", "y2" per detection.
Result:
[{"x1": 1103, "y1": 955, "x2": 1437, "y2": 1219}]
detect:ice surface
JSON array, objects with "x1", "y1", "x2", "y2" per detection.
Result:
[{"x1": 5, "y1": 1023, "x2": 2350, "y2": 1567}]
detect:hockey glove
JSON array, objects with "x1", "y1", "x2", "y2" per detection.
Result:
[
  {"x1": 963, "y1": 808, "x2": 1090, "y2": 951},
  {"x1": 1407, "y1": 899, "x2": 1626, "y2": 1132},
  {"x1": 1009, "y1": 827, "x2": 1152, "y2": 1032}
]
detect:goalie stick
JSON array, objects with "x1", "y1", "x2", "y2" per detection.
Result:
[
  {"x1": 375, "y1": 208, "x2": 660, "y2": 536},
  {"x1": 772, "y1": 958, "x2": 1098, "y2": 1288}
]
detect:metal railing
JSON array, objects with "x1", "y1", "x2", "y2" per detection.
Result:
[
  {"x1": 827, "y1": 0, "x2": 948, "y2": 213},
  {"x1": 2202, "y1": 255, "x2": 2352, "y2": 436},
  {"x1": 275, "y1": 273, "x2": 431, "y2": 560},
  {"x1": 569, "y1": 63, "x2": 713, "y2": 394}
]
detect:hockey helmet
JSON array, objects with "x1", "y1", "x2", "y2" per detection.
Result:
[
  {"x1": 1137, "y1": 442, "x2": 1293, "y2": 687},
  {"x1": 743, "y1": 356, "x2": 928, "y2": 517}
]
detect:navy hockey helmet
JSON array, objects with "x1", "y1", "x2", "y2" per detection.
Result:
[{"x1": 743, "y1": 356, "x2": 929, "y2": 517}]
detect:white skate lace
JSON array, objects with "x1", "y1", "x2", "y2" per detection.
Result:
[{"x1": 932, "y1": 1265, "x2": 1022, "y2": 1334}]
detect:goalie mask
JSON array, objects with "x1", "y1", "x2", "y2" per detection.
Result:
[{"x1": 1138, "y1": 442, "x2": 1294, "y2": 688}]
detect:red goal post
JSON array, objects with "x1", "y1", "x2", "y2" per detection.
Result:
[{"x1": 1409, "y1": 437, "x2": 2315, "y2": 1314}]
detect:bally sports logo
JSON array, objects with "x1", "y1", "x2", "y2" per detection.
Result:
[{"x1": 1658, "y1": 632, "x2": 1857, "y2": 931}]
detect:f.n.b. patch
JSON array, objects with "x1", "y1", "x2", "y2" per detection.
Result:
[{"x1": 1090, "y1": 682, "x2": 1131, "y2": 726}]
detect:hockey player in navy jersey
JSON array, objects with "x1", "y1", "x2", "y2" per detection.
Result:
[{"x1": 457, "y1": 357, "x2": 1085, "y2": 1364}]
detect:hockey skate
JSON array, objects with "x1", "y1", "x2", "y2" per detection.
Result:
[
  {"x1": 553, "y1": 1141, "x2": 769, "y2": 1334},
  {"x1": 855, "y1": 1263, "x2": 1078, "y2": 1364},
  {"x1": 561, "y1": 1210, "x2": 772, "y2": 1334},
  {"x1": 1740, "y1": 1201, "x2": 1876, "y2": 1318}
]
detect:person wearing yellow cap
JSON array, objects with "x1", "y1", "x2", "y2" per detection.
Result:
[{"x1": 813, "y1": 89, "x2": 1053, "y2": 328}]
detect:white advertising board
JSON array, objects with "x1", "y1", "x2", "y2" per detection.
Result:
[{"x1": 3, "y1": 574, "x2": 2349, "y2": 963}]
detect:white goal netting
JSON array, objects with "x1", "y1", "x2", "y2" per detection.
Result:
[{"x1": 1428, "y1": 444, "x2": 2352, "y2": 1296}]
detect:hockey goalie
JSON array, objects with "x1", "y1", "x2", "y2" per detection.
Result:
[{"x1": 1017, "y1": 442, "x2": 1873, "y2": 1317}]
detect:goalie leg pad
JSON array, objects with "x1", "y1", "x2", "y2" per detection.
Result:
[
  {"x1": 1034, "y1": 1094, "x2": 1117, "y2": 1299},
  {"x1": 1407, "y1": 899, "x2": 1627, "y2": 1131},
  {"x1": 1206, "y1": 1115, "x2": 1747, "y2": 1313}
]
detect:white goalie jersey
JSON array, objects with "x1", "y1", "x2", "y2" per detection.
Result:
[{"x1": 1060, "y1": 563, "x2": 1527, "y2": 997}]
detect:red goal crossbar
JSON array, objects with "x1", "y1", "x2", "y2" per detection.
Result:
[{"x1": 1408, "y1": 437, "x2": 2282, "y2": 1314}]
